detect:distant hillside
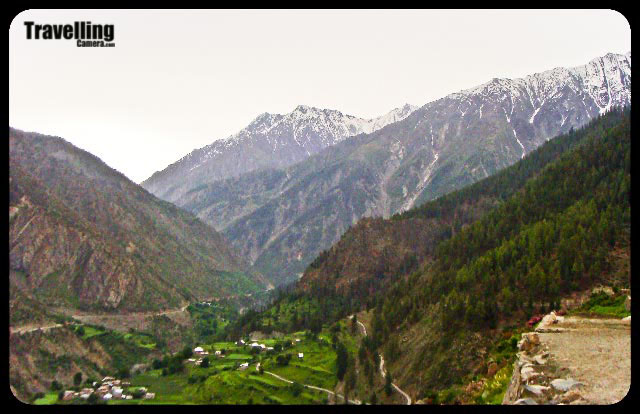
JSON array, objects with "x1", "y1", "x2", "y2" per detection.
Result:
[{"x1": 9, "y1": 128, "x2": 269, "y2": 314}]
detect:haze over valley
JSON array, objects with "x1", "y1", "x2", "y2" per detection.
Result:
[{"x1": 9, "y1": 10, "x2": 631, "y2": 406}]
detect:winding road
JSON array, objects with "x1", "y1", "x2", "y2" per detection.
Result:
[
  {"x1": 10, "y1": 304, "x2": 191, "y2": 337},
  {"x1": 9, "y1": 323, "x2": 64, "y2": 336},
  {"x1": 263, "y1": 370, "x2": 361, "y2": 404},
  {"x1": 379, "y1": 354, "x2": 412, "y2": 405},
  {"x1": 350, "y1": 315, "x2": 411, "y2": 405}
]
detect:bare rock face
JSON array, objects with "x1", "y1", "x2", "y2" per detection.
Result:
[
  {"x1": 514, "y1": 398, "x2": 538, "y2": 405},
  {"x1": 518, "y1": 332, "x2": 540, "y2": 352},
  {"x1": 550, "y1": 378, "x2": 584, "y2": 392},
  {"x1": 523, "y1": 384, "x2": 551, "y2": 397}
]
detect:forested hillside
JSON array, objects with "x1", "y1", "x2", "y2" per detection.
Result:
[
  {"x1": 299, "y1": 108, "x2": 630, "y2": 308},
  {"x1": 231, "y1": 107, "x2": 630, "y2": 398}
]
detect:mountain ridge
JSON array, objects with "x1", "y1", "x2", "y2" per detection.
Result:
[
  {"x1": 9, "y1": 127, "x2": 270, "y2": 313},
  {"x1": 141, "y1": 103, "x2": 418, "y2": 201}
]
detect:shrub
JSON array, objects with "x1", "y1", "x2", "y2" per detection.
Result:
[
  {"x1": 290, "y1": 382, "x2": 304, "y2": 397},
  {"x1": 181, "y1": 346, "x2": 193, "y2": 359},
  {"x1": 73, "y1": 372, "x2": 82, "y2": 386},
  {"x1": 152, "y1": 359, "x2": 163, "y2": 370},
  {"x1": 50, "y1": 380, "x2": 62, "y2": 391},
  {"x1": 276, "y1": 354, "x2": 292, "y2": 366},
  {"x1": 132, "y1": 389, "x2": 146, "y2": 399},
  {"x1": 117, "y1": 367, "x2": 130, "y2": 379}
]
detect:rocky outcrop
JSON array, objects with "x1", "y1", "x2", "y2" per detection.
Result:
[{"x1": 503, "y1": 316, "x2": 588, "y2": 405}]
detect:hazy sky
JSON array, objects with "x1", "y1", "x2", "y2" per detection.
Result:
[{"x1": 9, "y1": 9, "x2": 630, "y2": 183}]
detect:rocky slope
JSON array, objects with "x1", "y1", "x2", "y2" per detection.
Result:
[
  {"x1": 141, "y1": 104, "x2": 418, "y2": 202},
  {"x1": 9, "y1": 128, "x2": 269, "y2": 313},
  {"x1": 170, "y1": 53, "x2": 631, "y2": 285}
]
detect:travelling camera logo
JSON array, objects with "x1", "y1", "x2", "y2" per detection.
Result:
[{"x1": 24, "y1": 21, "x2": 115, "y2": 47}]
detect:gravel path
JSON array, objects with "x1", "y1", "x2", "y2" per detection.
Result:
[{"x1": 538, "y1": 316, "x2": 630, "y2": 404}]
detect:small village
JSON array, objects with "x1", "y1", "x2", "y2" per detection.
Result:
[
  {"x1": 186, "y1": 337, "x2": 304, "y2": 369},
  {"x1": 60, "y1": 376, "x2": 155, "y2": 402}
]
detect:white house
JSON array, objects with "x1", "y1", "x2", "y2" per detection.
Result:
[
  {"x1": 112, "y1": 387, "x2": 123, "y2": 398},
  {"x1": 298, "y1": 353, "x2": 304, "y2": 359},
  {"x1": 250, "y1": 343, "x2": 261, "y2": 348},
  {"x1": 194, "y1": 346, "x2": 204, "y2": 354},
  {"x1": 215, "y1": 350, "x2": 222, "y2": 356},
  {"x1": 103, "y1": 393, "x2": 113, "y2": 400},
  {"x1": 238, "y1": 362, "x2": 249, "y2": 370}
]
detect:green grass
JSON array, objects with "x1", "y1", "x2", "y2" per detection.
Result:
[
  {"x1": 33, "y1": 392, "x2": 58, "y2": 405},
  {"x1": 576, "y1": 292, "x2": 630, "y2": 318},
  {"x1": 226, "y1": 353, "x2": 253, "y2": 360},
  {"x1": 473, "y1": 364, "x2": 513, "y2": 404},
  {"x1": 123, "y1": 332, "x2": 156, "y2": 349},
  {"x1": 81, "y1": 325, "x2": 106, "y2": 340},
  {"x1": 107, "y1": 329, "x2": 341, "y2": 404},
  {"x1": 260, "y1": 332, "x2": 338, "y2": 391},
  {"x1": 112, "y1": 365, "x2": 327, "y2": 405}
]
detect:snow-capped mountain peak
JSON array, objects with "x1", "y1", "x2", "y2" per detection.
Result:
[
  {"x1": 451, "y1": 52, "x2": 630, "y2": 118},
  {"x1": 142, "y1": 103, "x2": 418, "y2": 201}
]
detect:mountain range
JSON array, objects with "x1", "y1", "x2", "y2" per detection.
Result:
[
  {"x1": 141, "y1": 52, "x2": 631, "y2": 286},
  {"x1": 142, "y1": 103, "x2": 419, "y2": 202},
  {"x1": 9, "y1": 128, "x2": 269, "y2": 314}
]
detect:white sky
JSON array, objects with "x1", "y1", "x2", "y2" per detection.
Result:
[{"x1": 9, "y1": 9, "x2": 630, "y2": 183}]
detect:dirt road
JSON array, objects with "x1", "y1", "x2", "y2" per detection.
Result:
[
  {"x1": 350, "y1": 314, "x2": 411, "y2": 405},
  {"x1": 379, "y1": 354, "x2": 412, "y2": 405},
  {"x1": 264, "y1": 370, "x2": 361, "y2": 404},
  {"x1": 538, "y1": 316, "x2": 630, "y2": 404},
  {"x1": 9, "y1": 323, "x2": 63, "y2": 336}
]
